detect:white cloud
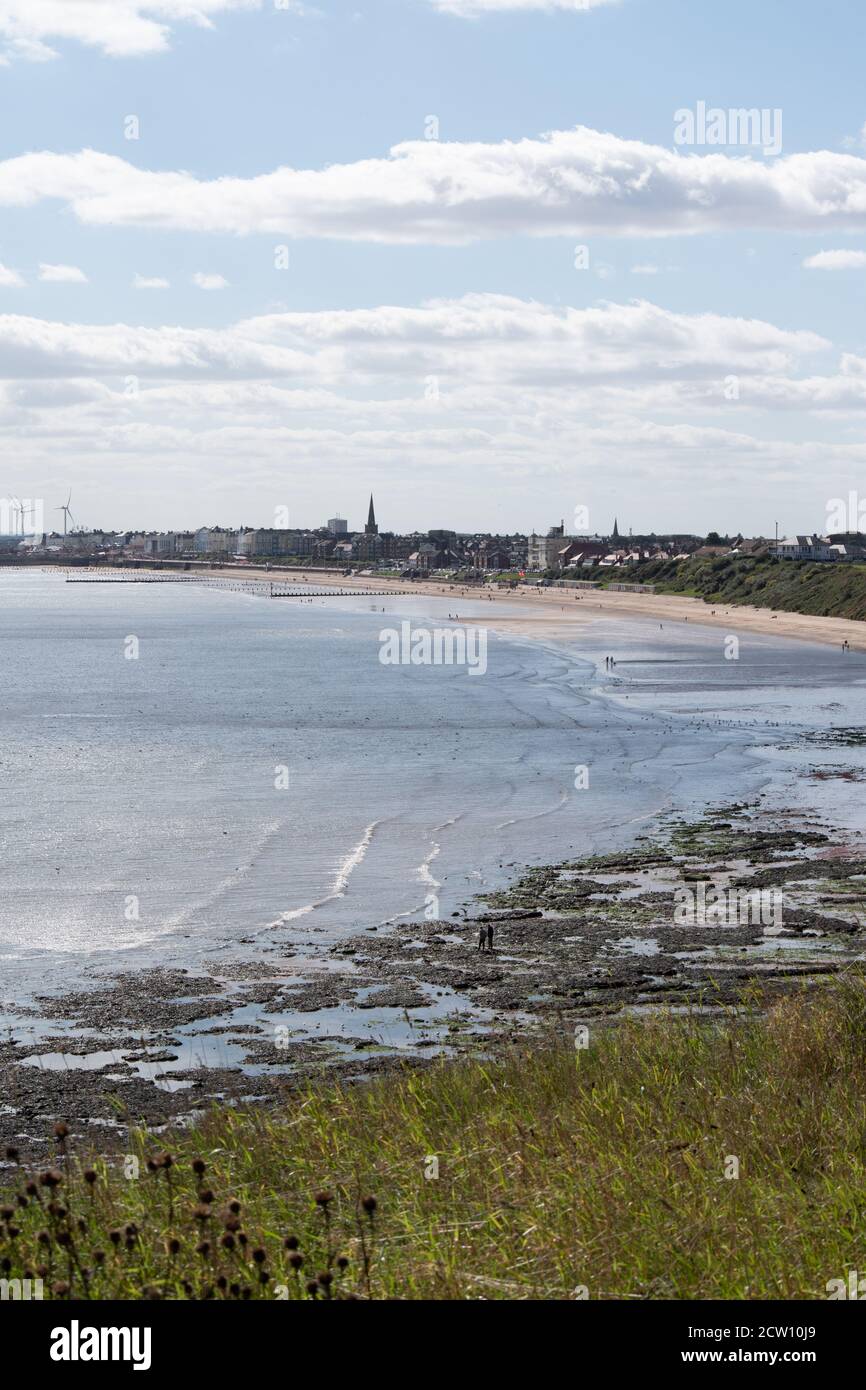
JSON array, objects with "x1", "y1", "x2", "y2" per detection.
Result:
[
  {"x1": 192, "y1": 272, "x2": 229, "y2": 290},
  {"x1": 0, "y1": 1, "x2": 263, "y2": 61},
  {"x1": 5, "y1": 129, "x2": 866, "y2": 244},
  {"x1": 1, "y1": 294, "x2": 858, "y2": 529},
  {"x1": 0, "y1": 261, "x2": 24, "y2": 287},
  {"x1": 803, "y1": 249, "x2": 866, "y2": 270},
  {"x1": 38, "y1": 263, "x2": 88, "y2": 283},
  {"x1": 133, "y1": 272, "x2": 170, "y2": 289},
  {"x1": 0, "y1": 296, "x2": 829, "y2": 387}
]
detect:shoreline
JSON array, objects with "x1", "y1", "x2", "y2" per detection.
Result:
[
  {"x1": 82, "y1": 563, "x2": 866, "y2": 653},
  {"x1": 15, "y1": 562, "x2": 866, "y2": 650},
  {"x1": 4, "y1": 791, "x2": 865, "y2": 1164}
]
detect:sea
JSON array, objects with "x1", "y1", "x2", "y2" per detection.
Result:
[{"x1": 2, "y1": 568, "x2": 866, "y2": 1010}]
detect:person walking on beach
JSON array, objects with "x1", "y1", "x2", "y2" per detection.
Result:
[
  {"x1": 487, "y1": 923, "x2": 495, "y2": 953},
  {"x1": 478, "y1": 923, "x2": 486, "y2": 951}
]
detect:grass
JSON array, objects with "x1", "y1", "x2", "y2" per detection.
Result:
[
  {"x1": 4, "y1": 977, "x2": 866, "y2": 1300},
  {"x1": 602, "y1": 554, "x2": 866, "y2": 620}
]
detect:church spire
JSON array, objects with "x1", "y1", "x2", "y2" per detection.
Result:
[
  {"x1": 612, "y1": 516, "x2": 619, "y2": 541},
  {"x1": 365, "y1": 493, "x2": 378, "y2": 536}
]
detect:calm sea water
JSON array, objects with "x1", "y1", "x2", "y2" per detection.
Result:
[{"x1": 2, "y1": 569, "x2": 865, "y2": 1004}]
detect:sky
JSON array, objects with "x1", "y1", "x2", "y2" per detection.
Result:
[{"x1": 1, "y1": 0, "x2": 866, "y2": 536}]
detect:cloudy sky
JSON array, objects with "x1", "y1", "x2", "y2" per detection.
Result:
[{"x1": 1, "y1": 0, "x2": 865, "y2": 535}]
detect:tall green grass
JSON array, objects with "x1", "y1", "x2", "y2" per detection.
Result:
[
  {"x1": 3, "y1": 979, "x2": 866, "y2": 1300},
  {"x1": 618, "y1": 554, "x2": 866, "y2": 620}
]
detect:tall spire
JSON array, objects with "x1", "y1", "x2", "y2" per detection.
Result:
[
  {"x1": 365, "y1": 493, "x2": 378, "y2": 536},
  {"x1": 612, "y1": 517, "x2": 619, "y2": 541}
]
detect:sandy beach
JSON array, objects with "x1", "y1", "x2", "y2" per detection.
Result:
[{"x1": 184, "y1": 565, "x2": 866, "y2": 653}]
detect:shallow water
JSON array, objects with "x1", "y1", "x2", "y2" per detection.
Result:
[{"x1": 1, "y1": 569, "x2": 865, "y2": 1010}]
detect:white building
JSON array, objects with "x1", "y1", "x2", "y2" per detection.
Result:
[{"x1": 772, "y1": 535, "x2": 837, "y2": 562}]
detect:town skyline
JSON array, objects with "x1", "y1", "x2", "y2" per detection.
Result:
[
  {"x1": 0, "y1": 488, "x2": 850, "y2": 544},
  {"x1": 5, "y1": 491, "x2": 860, "y2": 576}
]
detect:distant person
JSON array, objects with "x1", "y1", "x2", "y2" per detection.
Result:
[
  {"x1": 487, "y1": 923, "x2": 495, "y2": 953},
  {"x1": 478, "y1": 924, "x2": 486, "y2": 951}
]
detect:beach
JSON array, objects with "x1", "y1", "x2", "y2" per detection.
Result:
[{"x1": 188, "y1": 564, "x2": 866, "y2": 652}]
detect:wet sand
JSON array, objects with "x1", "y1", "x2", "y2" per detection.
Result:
[{"x1": 187, "y1": 565, "x2": 866, "y2": 653}]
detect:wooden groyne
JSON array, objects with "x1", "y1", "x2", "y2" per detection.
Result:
[
  {"x1": 269, "y1": 587, "x2": 409, "y2": 598},
  {"x1": 63, "y1": 572, "x2": 407, "y2": 599}
]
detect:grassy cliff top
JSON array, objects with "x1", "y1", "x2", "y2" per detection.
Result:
[{"x1": 600, "y1": 554, "x2": 866, "y2": 620}]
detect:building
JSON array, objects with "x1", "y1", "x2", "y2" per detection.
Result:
[
  {"x1": 528, "y1": 525, "x2": 610, "y2": 571},
  {"x1": 327, "y1": 516, "x2": 348, "y2": 536},
  {"x1": 235, "y1": 528, "x2": 296, "y2": 558},
  {"x1": 527, "y1": 524, "x2": 566, "y2": 571},
  {"x1": 364, "y1": 495, "x2": 378, "y2": 537},
  {"x1": 772, "y1": 535, "x2": 837, "y2": 562},
  {"x1": 473, "y1": 541, "x2": 512, "y2": 570},
  {"x1": 194, "y1": 527, "x2": 234, "y2": 558}
]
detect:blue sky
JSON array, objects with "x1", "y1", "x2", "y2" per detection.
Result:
[{"x1": 1, "y1": 0, "x2": 865, "y2": 536}]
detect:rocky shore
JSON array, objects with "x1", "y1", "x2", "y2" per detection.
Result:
[{"x1": 3, "y1": 794, "x2": 865, "y2": 1164}]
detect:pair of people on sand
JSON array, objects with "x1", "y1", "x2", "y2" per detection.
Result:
[{"x1": 477, "y1": 923, "x2": 495, "y2": 952}]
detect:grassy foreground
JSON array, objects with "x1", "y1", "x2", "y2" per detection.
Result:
[{"x1": 3, "y1": 979, "x2": 866, "y2": 1300}]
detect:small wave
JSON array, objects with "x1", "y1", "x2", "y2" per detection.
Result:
[
  {"x1": 278, "y1": 819, "x2": 382, "y2": 922},
  {"x1": 495, "y1": 788, "x2": 569, "y2": 831},
  {"x1": 161, "y1": 819, "x2": 286, "y2": 931},
  {"x1": 417, "y1": 841, "x2": 442, "y2": 892}
]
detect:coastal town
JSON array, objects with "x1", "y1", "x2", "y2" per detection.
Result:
[{"x1": 2, "y1": 494, "x2": 864, "y2": 577}]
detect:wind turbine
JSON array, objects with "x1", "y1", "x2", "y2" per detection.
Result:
[
  {"x1": 20, "y1": 499, "x2": 41, "y2": 539},
  {"x1": 56, "y1": 490, "x2": 75, "y2": 536},
  {"x1": 9, "y1": 496, "x2": 23, "y2": 535}
]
